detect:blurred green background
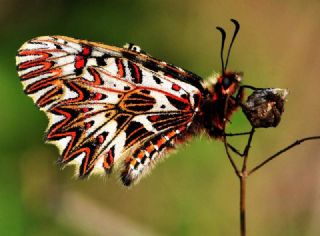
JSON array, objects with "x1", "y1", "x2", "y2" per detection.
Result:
[{"x1": 1, "y1": 0, "x2": 320, "y2": 235}]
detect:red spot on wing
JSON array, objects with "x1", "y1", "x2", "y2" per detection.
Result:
[
  {"x1": 165, "y1": 73, "x2": 174, "y2": 78},
  {"x1": 85, "y1": 122, "x2": 92, "y2": 129},
  {"x1": 82, "y1": 46, "x2": 91, "y2": 56},
  {"x1": 103, "y1": 148, "x2": 115, "y2": 170},
  {"x1": 117, "y1": 59, "x2": 125, "y2": 78},
  {"x1": 137, "y1": 150, "x2": 145, "y2": 160},
  {"x1": 146, "y1": 144, "x2": 155, "y2": 153},
  {"x1": 132, "y1": 63, "x2": 141, "y2": 83},
  {"x1": 74, "y1": 46, "x2": 91, "y2": 71},
  {"x1": 97, "y1": 134, "x2": 104, "y2": 144},
  {"x1": 93, "y1": 93, "x2": 102, "y2": 100},
  {"x1": 167, "y1": 130, "x2": 176, "y2": 138},
  {"x1": 172, "y1": 83, "x2": 181, "y2": 91},
  {"x1": 157, "y1": 136, "x2": 167, "y2": 147},
  {"x1": 107, "y1": 149, "x2": 114, "y2": 164},
  {"x1": 149, "y1": 115, "x2": 160, "y2": 122},
  {"x1": 75, "y1": 55, "x2": 85, "y2": 69}
]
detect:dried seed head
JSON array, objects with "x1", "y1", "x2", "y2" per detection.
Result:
[{"x1": 242, "y1": 88, "x2": 289, "y2": 128}]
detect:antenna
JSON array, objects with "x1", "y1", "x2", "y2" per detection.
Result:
[
  {"x1": 225, "y1": 19, "x2": 240, "y2": 70},
  {"x1": 216, "y1": 26, "x2": 226, "y2": 75}
]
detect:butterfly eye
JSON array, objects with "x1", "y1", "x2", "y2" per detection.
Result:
[{"x1": 222, "y1": 77, "x2": 232, "y2": 89}]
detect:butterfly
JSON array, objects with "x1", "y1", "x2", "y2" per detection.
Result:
[{"x1": 16, "y1": 19, "x2": 243, "y2": 186}]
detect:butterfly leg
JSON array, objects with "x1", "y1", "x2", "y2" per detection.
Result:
[
  {"x1": 226, "y1": 143, "x2": 245, "y2": 157},
  {"x1": 224, "y1": 128, "x2": 255, "y2": 158},
  {"x1": 225, "y1": 131, "x2": 252, "y2": 137}
]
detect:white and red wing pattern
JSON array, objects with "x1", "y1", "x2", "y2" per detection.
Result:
[{"x1": 16, "y1": 36, "x2": 205, "y2": 185}]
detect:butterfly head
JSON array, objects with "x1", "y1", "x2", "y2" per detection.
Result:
[
  {"x1": 204, "y1": 71, "x2": 242, "y2": 99},
  {"x1": 200, "y1": 19, "x2": 243, "y2": 138},
  {"x1": 212, "y1": 19, "x2": 242, "y2": 98},
  {"x1": 216, "y1": 71, "x2": 242, "y2": 96}
]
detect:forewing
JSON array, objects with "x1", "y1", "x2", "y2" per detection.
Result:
[{"x1": 16, "y1": 36, "x2": 203, "y2": 183}]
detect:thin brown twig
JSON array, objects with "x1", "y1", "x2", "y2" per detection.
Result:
[
  {"x1": 241, "y1": 128, "x2": 255, "y2": 172},
  {"x1": 239, "y1": 176, "x2": 246, "y2": 236},
  {"x1": 248, "y1": 136, "x2": 320, "y2": 175},
  {"x1": 223, "y1": 96, "x2": 250, "y2": 236},
  {"x1": 238, "y1": 128, "x2": 255, "y2": 236}
]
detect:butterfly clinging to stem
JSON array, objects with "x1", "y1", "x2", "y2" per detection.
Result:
[{"x1": 16, "y1": 19, "x2": 245, "y2": 186}]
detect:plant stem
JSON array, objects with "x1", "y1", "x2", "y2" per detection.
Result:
[
  {"x1": 248, "y1": 136, "x2": 320, "y2": 175},
  {"x1": 240, "y1": 174, "x2": 247, "y2": 236},
  {"x1": 238, "y1": 128, "x2": 254, "y2": 236}
]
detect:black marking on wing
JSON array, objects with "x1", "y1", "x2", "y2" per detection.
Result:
[
  {"x1": 153, "y1": 75, "x2": 163, "y2": 84},
  {"x1": 124, "y1": 121, "x2": 154, "y2": 147},
  {"x1": 121, "y1": 50, "x2": 205, "y2": 94},
  {"x1": 96, "y1": 55, "x2": 107, "y2": 66},
  {"x1": 166, "y1": 96, "x2": 189, "y2": 110}
]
